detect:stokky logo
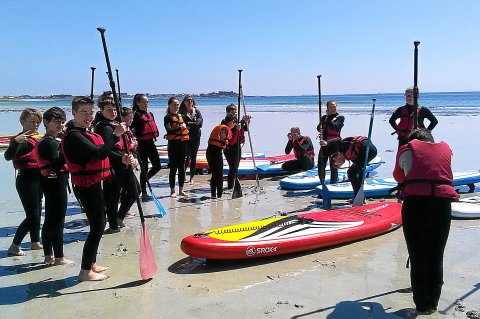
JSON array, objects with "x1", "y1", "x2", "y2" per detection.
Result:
[{"x1": 246, "y1": 246, "x2": 277, "y2": 256}]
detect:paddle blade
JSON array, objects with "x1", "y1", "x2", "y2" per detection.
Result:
[
  {"x1": 140, "y1": 223, "x2": 157, "y2": 280},
  {"x1": 232, "y1": 178, "x2": 243, "y2": 199},
  {"x1": 352, "y1": 184, "x2": 365, "y2": 207},
  {"x1": 321, "y1": 183, "x2": 332, "y2": 209},
  {"x1": 151, "y1": 192, "x2": 167, "y2": 217}
]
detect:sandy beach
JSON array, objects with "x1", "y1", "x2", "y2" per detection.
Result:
[{"x1": 1, "y1": 110, "x2": 479, "y2": 318}]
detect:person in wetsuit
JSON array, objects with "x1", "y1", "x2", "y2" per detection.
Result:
[
  {"x1": 35, "y1": 107, "x2": 72, "y2": 265},
  {"x1": 282, "y1": 127, "x2": 315, "y2": 172},
  {"x1": 389, "y1": 87, "x2": 438, "y2": 148},
  {"x1": 131, "y1": 93, "x2": 161, "y2": 201},
  {"x1": 63, "y1": 96, "x2": 128, "y2": 282},
  {"x1": 317, "y1": 100, "x2": 344, "y2": 184},
  {"x1": 5, "y1": 108, "x2": 43, "y2": 256}
]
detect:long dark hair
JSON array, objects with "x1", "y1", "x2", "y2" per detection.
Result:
[
  {"x1": 132, "y1": 93, "x2": 147, "y2": 112},
  {"x1": 179, "y1": 94, "x2": 196, "y2": 115}
]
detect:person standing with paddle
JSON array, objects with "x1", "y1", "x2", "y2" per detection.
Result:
[
  {"x1": 131, "y1": 93, "x2": 161, "y2": 201},
  {"x1": 320, "y1": 136, "x2": 377, "y2": 203},
  {"x1": 317, "y1": 100, "x2": 344, "y2": 184},
  {"x1": 393, "y1": 129, "x2": 458, "y2": 315},
  {"x1": 62, "y1": 96, "x2": 127, "y2": 281},
  {"x1": 389, "y1": 87, "x2": 438, "y2": 148}
]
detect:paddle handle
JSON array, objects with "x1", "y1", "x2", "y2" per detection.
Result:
[{"x1": 413, "y1": 41, "x2": 420, "y2": 129}]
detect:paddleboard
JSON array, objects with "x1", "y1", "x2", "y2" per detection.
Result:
[
  {"x1": 280, "y1": 156, "x2": 383, "y2": 190},
  {"x1": 181, "y1": 201, "x2": 402, "y2": 260},
  {"x1": 222, "y1": 154, "x2": 295, "y2": 175},
  {"x1": 452, "y1": 195, "x2": 480, "y2": 218},
  {"x1": 0, "y1": 133, "x2": 44, "y2": 149},
  {"x1": 315, "y1": 171, "x2": 480, "y2": 199}
]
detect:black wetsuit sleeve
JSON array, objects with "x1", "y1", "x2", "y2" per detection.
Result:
[
  {"x1": 38, "y1": 138, "x2": 66, "y2": 173},
  {"x1": 63, "y1": 130, "x2": 119, "y2": 166},
  {"x1": 96, "y1": 124, "x2": 124, "y2": 165},
  {"x1": 4, "y1": 138, "x2": 33, "y2": 161},
  {"x1": 419, "y1": 107, "x2": 438, "y2": 131},
  {"x1": 189, "y1": 109, "x2": 203, "y2": 131},
  {"x1": 329, "y1": 115, "x2": 345, "y2": 131},
  {"x1": 389, "y1": 108, "x2": 403, "y2": 131},
  {"x1": 285, "y1": 140, "x2": 294, "y2": 154}
]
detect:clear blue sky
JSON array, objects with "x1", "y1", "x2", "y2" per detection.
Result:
[{"x1": 1, "y1": 0, "x2": 479, "y2": 96}]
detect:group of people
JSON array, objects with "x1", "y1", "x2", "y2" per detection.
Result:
[{"x1": 4, "y1": 86, "x2": 459, "y2": 314}]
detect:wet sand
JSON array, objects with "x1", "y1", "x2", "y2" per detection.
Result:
[
  {"x1": 1, "y1": 168, "x2": 480, "y2": 319},
  {"x1": 1, "y1": 111, "x2": 480, "y2": 318}
]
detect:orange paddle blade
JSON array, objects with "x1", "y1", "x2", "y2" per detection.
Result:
[{"x1": 140, "y1": 223, "x2": 157, "y2": 280}]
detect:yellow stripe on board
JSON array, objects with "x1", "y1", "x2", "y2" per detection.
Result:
[{"x1": 206, "y1": 216, "x2": 288, "y2": 241}]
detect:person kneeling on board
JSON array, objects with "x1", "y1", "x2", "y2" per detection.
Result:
[
  {"x1": 319, "y1": 136, "x2": 377, "y2": 202},
  {"x1": 282, "y1": 127, "x2": 315, "y2": 173},
  {"x1": 206, "y1": 114, "x2": 235, "y2": 199},
  {"x1": 392, "y1": 129, "x2": 458, "y2": 315}
]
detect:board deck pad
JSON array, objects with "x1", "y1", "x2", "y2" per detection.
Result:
[{"x1": 181, "y1": 201, "x2": 402, "y2": 259}]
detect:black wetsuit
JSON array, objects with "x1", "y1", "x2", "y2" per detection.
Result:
[
  {"x1": 180, "y1": 108, "x2": 203, "y2": 180},
  {"x1": 95, "y1": 115, "x2": 125, "y2": 230},
  {"x1": 281, "y1": 136, "x2": 315, "y2": 172},
  {"x1": 223, "y1": 123, "x2": 247, "y2": 189},
  {"x1": 389, "y1": 104, "x2": 438, "y2": 147},
  {"x1": 37, "y1": 135, "x2": 69, "y2": 258},
  {"x1": 4, "y1": 136, "x2": 43, "y2": 246},
  {"x1": 131, "y1": 110, "x2": 161, "y2": 194},
  {"x1": 317, "y1": 113, "x2": 344, "y2": 183},
  {"x1": 206, "y1": 144, "x2": 224, "y2": 198},
  {"x1": 164, "y1": 114, "x2": 187, "y2": 189},
  {"x1": 63, "y1": 124, "x2": 118, "y2": 270}
]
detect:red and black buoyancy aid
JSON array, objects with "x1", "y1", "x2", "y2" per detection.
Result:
[
  {"x1": 293, "y1": 136, "x2": 315, "y2": 160},
  {"x1": 322, "y1": 115, "x2": 341, "y2": 140},
  {"x1": 394, "y1": 139, "x2": 458, "y2": 200},
  {"x1": 136, "y1": 111, "x2": 159, "y2": 141},
  {"x1": 396, "y1": 105, "x2": 425, "y2": 138},
  {"x1": 35, "y1": 135, "x2": 68, "y2": 177},
  {"x1": 208, "y1": 124, "x2": 231, "y2": 149},
  {"x1": 116, "y1": 129, "x2": 137, "y2": 152},
  {"x1": 165, "y1": 113, "x2": 189, "y2": 141},
  {"x1": 343, "y1": 136, "x2": 367, "y2": 161},
  {"x1": 12, "y1": 135, "x2": 39, "y2": 170},
  {"x1": 62, "y1": 129, "x2": 111, "y2": 187}
]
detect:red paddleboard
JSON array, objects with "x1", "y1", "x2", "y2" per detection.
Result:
[{"x1": 181, "y1": 202, "x2": 402, "y2": 259}]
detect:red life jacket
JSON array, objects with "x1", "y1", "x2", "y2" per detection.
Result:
[
  {"x1": 396, "y1": 105, "x2": 425, "y2": 138},
  {"x1": 322, "y1": 115, "x2": 341, "y2": 140},
  {"x1": 34, "y1": 135, "x2": 68, "y2": 177},
  {"x1": 165, "y1": 113, "x2": 189, "y2": 141},
  {"x1": 12, "y1": 135, "x2": 39, "y2": 170},
  {"x1": 136, "y1": 111, "x2": 159, "y2": 141},
  {"x1": 116, "y1": 129, "x2": 137, "y2": 152},
  {"x1": 208, "y1": 124, "x2": 231, "y2": 149},
  {"x1": 395, "y1": 139, "x2": 458, "y2": 199},
  {"x1": 293, "y1": 136, "x2": 315, "y2": 160},
  {"x1": 62, "y1": 129, "x2": 111, "y2": 187},
  {"x1": 344, "y1": 136, "x2": 367, "y2": 161}
]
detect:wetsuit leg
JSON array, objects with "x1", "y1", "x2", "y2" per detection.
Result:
[
  {"x1": 146, "y1": 140, "x2": 161, "y2": 180},
  {"x1": 137, "y1": 141, "x2": 150, "y2": 194},
  {"x1": 74, "y1": 182, "x2": 106, "y2": 270},
  {"x1": 207, "y1": 146, "x2": 223, "y2": 197},
  {"x1": 329, "y1": 156, "x2": 338, "y2": 184},
  {"x1": 187, "y1": 137, "x2": 201, "y2": 179},
  {"x1": 281, "y1": 160, "x2": 302, "y2": 172},
  {"x1": 224, "y1": 146, "x2": 240, "y2": 189},
  {"x1": 402, "y1": 196, "x2": 451, "y2": 311},
  {"x1": 317, "y1": 149, "x2": 329, "y2": 182},
  {"x1": 168, "y1": 140, "x2": 187, "y2": 189},
  {"x1": 13, "y1": 170, "x2": 42, "y2": 245},
  {"x1": 138, "y1": 140, "x2": 161, "y2": 194},
  {"x1": 103, "y1": 169, "x2": 124, "y2": 230},
  {"x1": 118, "y1": 173, "x2": 140, "y2": 219},
  {"x1": 41, "y1": 174, "x2": 68, "y2": 258}
]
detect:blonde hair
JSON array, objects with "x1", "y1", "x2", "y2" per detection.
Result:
[{"x1": 19, "y1": 108, "x2": 42, "y2": 124}]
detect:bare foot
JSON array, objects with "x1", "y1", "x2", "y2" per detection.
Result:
[
  {"x1": 179, "y1": 191, "x2": 187, "y2": 196},
  {"x1": 91, "y1": 263, "x2": 109, "y2": 273},
  {"x1": 55, "y1": 257, "x2": 74, "y2": 265},
  {"x1": 31, "y1": 242, "x2": 43, "y2": 250},
  {"x1": 44, "y1": 255, "x2": 55, "y2": 265},
  {"x1": 170, "y1": 192, "x2": 176, "y2": 198},
  {"x1": 78, "y1": 269, "x2": 109, "y2": 282},
  {"x1": 7, "y1": 244, "x2": 25, "y2": 256}
]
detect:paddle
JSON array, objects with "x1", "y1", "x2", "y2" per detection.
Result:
[
  {"x1": 115, "y1": 68, "x2": 167, "y2": 217},
  {"x1": 90, "y1": 67, "x2": 96, "y2": 100},
  {"x1": 231, "y1": 69, "x2": 243, "y2": 199},
  {"x1": 97, "y1": 27, "x2": 157, "y2": 280},
  {"x1": 413, "y1": 41, "x2": 420, "y2": 129},
  {"x1": 240, "y1": 81, "x2": 260, "y2": 188},
  {"x1": 352, "y1": 98, "x2": 376, "y2": 207},
  {"x1": 317, "y1": 75, "x2": 332, "y2": 209}
]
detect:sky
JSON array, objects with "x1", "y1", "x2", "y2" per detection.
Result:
[{"x1": 0, "y1": 0, "x2": 479, "y2": 96}]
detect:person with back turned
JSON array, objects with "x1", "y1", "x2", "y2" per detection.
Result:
[
  {"x1": 281, "y1": 127, "x2": 315, "y2": 173},
  {"x1": 317, "y1": 100, "x2": 344, "y2": 184},
  {"x1": 393, "y1": 129, "x2": 458, "y2": 315},
  {"x1": 389, "y1": 87, "x2": 438, "y2": 148}
]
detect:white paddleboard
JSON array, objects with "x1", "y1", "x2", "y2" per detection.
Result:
[{"x1": 452, "y1": 195, "x2": 480, "y2": 218}]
